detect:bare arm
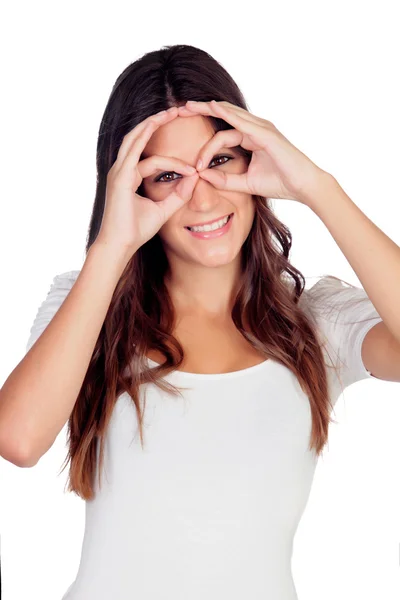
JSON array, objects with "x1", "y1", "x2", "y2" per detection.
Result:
[{"x1": 0, "y1": 243, "x2": 134, "y2": 467}]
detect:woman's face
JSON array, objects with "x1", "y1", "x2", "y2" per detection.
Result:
[{"x1": 140, "y1": 113, "x2": 256, "y2": 269}]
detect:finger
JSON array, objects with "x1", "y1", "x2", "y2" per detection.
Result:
[
  {"x1": 184, "y1": 101, "x2": 276, "y2": 137},
  {"x1": 213, "y1": 101, "x2": 270, "y2": 125},
  {"x1": 178, "y1": 104, "x2": 261, "y2": 128},
  {"x1": 198, "y1": 168, "x2": 250, "y2": 194},
  {"x1": 114, "y1": 118, "x2": 179, "y2": 186},
  {"x1": 115, "y1": 107, "x2": 178, "y2": 166},
  {"x1": 194, "y1": 128, "x2": 243, "y2": 171},
  {"x1": 185, "y1": 100, "x2": 248, "y2": 116},
  {"x1": 112, "y1": 121, "x2": 156, "y2": 185},
  {"x1": 181, "y1": 101, "x2": 264, "y2": 139},
  {"x1": 183, "y1": 101, "x2": 264, "y2": 125},
  {"x1": 155, "y1": 173, "x2": 199, "y2": 223},
  {"x1": 137, "y1": 154, "x2": 196, "y2": 180}
]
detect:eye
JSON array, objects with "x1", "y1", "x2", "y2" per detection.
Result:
[{"x1": 154, "y1": 154, "x2": 233, "y2": 183}]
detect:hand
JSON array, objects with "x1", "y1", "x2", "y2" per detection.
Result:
[
  {"x1": 178, "y1": 100, "x2": 330, "y2": 206},
  {"x1": 95, "y1": 106, "x2": 198, "y2": 258}
]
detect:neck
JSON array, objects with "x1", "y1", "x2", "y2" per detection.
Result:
[{"x1": 165, "y1": 259, "x2": 243, "y2": 319}]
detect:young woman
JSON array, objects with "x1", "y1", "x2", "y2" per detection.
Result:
[{"x1": 1, "y1": 44, "x2": 399, "y2": 600}]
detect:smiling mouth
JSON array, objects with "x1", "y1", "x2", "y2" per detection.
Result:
[{"x1": 184, "y1": 213, "x2": 233, "y2": 229}]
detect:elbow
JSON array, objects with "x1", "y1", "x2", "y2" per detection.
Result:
[{"x1": 0, "y1": 431, "x2": 38, "y2": 468}]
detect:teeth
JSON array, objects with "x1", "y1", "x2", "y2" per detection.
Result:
[{"x1": 188, "y1": 214, "x2": 230, "y2": 232}]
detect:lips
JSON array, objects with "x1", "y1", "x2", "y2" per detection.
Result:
[{"x1": 185, "y1": 213, "x2": 233, "y2": 229}]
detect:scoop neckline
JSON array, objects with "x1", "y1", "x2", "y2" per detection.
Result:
[{"x1": 145, "y1": 355, "x2": 274, "y2": 381}]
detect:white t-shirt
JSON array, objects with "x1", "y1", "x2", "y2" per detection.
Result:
[{"x1": 26, "y1": 271, "x2": 382, "y2": 600}]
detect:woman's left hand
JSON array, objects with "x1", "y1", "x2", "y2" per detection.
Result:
[{"x1": 178, "y1": 100, "x2": 330, "y2": 206}]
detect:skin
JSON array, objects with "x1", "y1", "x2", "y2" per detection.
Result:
[{"x1": 140, "y1": 113, "x2": 255, "y2": 319}]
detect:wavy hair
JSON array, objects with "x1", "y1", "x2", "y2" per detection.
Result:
[{"x1": 59, "y1": 44, "x2": 369, "y2": 500}]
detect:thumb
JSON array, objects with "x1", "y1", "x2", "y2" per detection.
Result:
[
  {"x1": 157, "y1": 172, "x2": 198, "y2": 223},
  {"x1": 198, "y1": 169, "x2": 246, "y2": 192}
]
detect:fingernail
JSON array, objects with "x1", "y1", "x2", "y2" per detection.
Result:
[
  {"x1": 196, "y1": 159, "x2": 203, "y2": 170},
  {"x1": 186, "y1": 165, "x2": 196, "y2": 172}
]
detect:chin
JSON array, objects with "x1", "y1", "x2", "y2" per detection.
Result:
[{"x1": 186, "y1": 245, "x2": 242, "y2": 268}]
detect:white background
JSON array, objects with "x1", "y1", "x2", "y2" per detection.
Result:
[{"x1": 0, "y1": 0, "x2": 399, "y2": 598}]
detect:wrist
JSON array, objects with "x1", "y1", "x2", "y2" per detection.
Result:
[
  {"x1": 302, "y1": 171, "x2": 338, "y2": 211},
  {"x1": 87, "y1": 241, "x2": 138, "y2": 273}
]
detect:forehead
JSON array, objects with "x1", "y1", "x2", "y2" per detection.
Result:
[{"x1": 141, "y1": 114, "x2": 216, "y2": 161}]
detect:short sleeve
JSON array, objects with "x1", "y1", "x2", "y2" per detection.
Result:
[
  {"x1": 302, "y1": 276, "x2": 383, "y2": 388},
  {"x1": 26, "y1": 270, "x2": 81, "y2": 354}
]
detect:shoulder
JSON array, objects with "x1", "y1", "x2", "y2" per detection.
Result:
[
  {"x1": 300, "y1": 275, "x2": 369, "y2": 322},
  {"x1": 25, "y1": 269, "x2": 81, "y2": 354},
  {"x1": 300, "y1": 274, "x2": 383, "y2": 386},
  {"x1": 36, "y1": 269, "x2": 82, "y2": 308},
  {"x1": 51, "y1": 269, "x2": 81, "y2": 286},
  {"x1": 43, "y1": 269, "x2": 81, "y2": 298},
  {"x1": 302, "y1": 275, "x2": 352, "y2": 307}
]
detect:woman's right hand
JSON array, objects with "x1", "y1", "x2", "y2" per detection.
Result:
[{"x1": 94, "y1": 106, "x2": 199, "y2": 259}]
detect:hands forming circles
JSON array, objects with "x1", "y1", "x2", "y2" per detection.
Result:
[{"x1": 176, "y1": 100, "x2": 329, "y2": 205}]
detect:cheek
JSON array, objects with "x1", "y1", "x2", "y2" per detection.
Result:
[
  {"x1": 138, "y1": 181, "x2": 147, "y2": 197},
  {"x1": 249, "y1": 194, "x2": 256, "y2": 210},
  {"x1": 140, "y1": 181, "x2": 161, "y2": 202},
  {"x1": 156, "y1": 217, "x2": 179, "y2": 242},
  {"x1": 141, "y1": 182, "x2": 153, "y2": 200},
  {"x1": 240, "y1": 195, "x2": 256, "y2": 216},
  {"x1": 243, "y1": 197, "x2": 256, "y2": 229}
]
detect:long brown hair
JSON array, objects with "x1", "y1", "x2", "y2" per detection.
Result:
[{"x1": 59, "y1": 44, "x2": 372, "y2": 500}]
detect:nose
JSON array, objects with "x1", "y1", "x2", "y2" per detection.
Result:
[{"x1": 186, "y1": 172, "x2": 222, "y2": 213}]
